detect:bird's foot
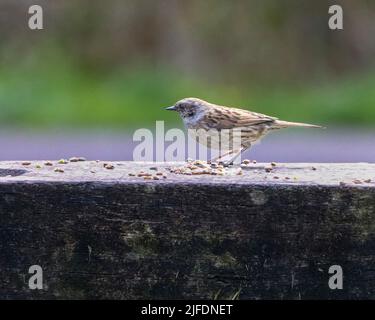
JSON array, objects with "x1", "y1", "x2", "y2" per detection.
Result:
[{"x1": 219, "y1": 161, "x2": 234, "y2": 167}]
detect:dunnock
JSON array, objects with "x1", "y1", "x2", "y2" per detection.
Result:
[{"x1": 166, "y1": 97, "x2": 322, "y2": 164}]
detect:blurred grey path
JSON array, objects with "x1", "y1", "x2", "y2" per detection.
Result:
[{"x1": 0, "y1": 129, "x2": 374, "y2": 163}]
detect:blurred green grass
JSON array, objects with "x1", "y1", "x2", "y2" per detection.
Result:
[{"x1": 1, "y1": 53, "x2": 374, "y2": 129}]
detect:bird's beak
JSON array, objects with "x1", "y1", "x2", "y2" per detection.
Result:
[{"x1": 165, "y1": 105, "x2": 176, "y2": 111}]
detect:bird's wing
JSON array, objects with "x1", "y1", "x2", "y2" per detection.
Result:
[{"x1": 203, "y1": 106, "x2": 277, "y2": 129}]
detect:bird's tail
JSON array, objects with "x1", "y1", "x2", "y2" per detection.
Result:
[{"x1": 273, "y1": 120, "x2": 323, "y2": 129}]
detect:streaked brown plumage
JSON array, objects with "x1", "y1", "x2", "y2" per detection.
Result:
[{"x1": 166, "y1": 97, "x2": 322, "y2": 163}]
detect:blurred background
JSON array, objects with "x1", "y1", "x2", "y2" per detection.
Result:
[{"x1": 0, "y1": 0, "x2": 374, "y2": 162}]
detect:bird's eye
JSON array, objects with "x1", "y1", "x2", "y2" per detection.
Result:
[{"x1": 187, "y1": 109, "x2": 195, "y2": 117}]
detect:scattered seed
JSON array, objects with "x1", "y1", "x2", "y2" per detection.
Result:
[
  {"x1": 285, "y1": 177, "x2": 290, "y2": 180},
  {"x1": 156, "y1": 172, "x2": 163, "y2": 176},
  {"x1": 252, "y1": 160, "x2": 257, "y2": 164},
  {"x1": 192, "y1": 171, "x2": 202, "y2": 175},
  {"x1": 167, "y1": 160, "x2": 233, "y2": 177},
  {"x1": 69, "y1": 156, "x2": 86, "y2": 162},
  {"x1": 138, "y1": 172, "x2": 152, "y2": 177},
  {"x1": 153, "y1": 176, "x2": 160, "y2": 180},
  {"x1": 265, "y1": 167, "x2": 273, "y2": 173},
  {"x1": 193, "y1": 160, "x2": 204, "y2": 166},
  {"x1": 105, "y1": 164, "x2": 115, "y2": 170},
  {"x1": 353, "y1": 179, "x2": 362, "y2": 184},
  {"x1": 22, "y1": 162, "x2": 31, "y2": 166},
  {"x1": 128, "y1": 173, "x2": 136, "y2": 176},
  {"x1": 271, "y1": 162, "x2": 277, "y2": 167},
  {"x1": 312, "y1": 166, "x2": 317, "y2": 171},
  {"x1": 44, "y1": 161, "x2": 53, "y2": 166},
  {"x1": 364, "y1": 179, "x2": 372, "y2": 183},
  {"x1": 35, "y1": 164, "x2": 42, "y2": 169},
  {"x1": 54, "y1": 168, "x2": 64, "y2": 173},
  {"x1": 242, "y1": 159, "x2": 251, "y2": 165},
  {"x1": 273, "y1": 176, "x2": 279, "y2": 179},
  {"x1": 58, "y1": 159, "x2": 68, "y2": 164},
  {"x1": 143, "y1": 176, "x2": 152, "y2": 180},
  {"x1": 150, "y1": 167, "x2": 158, "y2": 171}
]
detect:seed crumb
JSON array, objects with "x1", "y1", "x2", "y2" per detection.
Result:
[
  {"x1": 69, "y1": 157, "x2": 86, "y2": 162},
  {"x1": 138, "y1": 172, "x2": 152, "y2": 177}
]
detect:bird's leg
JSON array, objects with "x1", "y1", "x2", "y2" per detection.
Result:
[
  {"x1": 211, "y1": 148, "x2": 241, "y2": 167},
  {"x1": 224, "y1": 145, "x2": 250, "y2": 166},
  {"x1": 210, "y1": 149, "x2": 234, "y2": 163}
]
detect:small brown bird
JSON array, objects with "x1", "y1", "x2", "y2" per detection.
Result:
[{"x1": 166, "y1": 97, "x2": 322, "y2": 164}]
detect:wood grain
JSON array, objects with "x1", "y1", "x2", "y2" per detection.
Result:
[{"x1": 0, "y1": 161, "x2": 374, "y2": 299}]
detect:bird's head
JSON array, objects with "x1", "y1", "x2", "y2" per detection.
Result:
[{"x1": 165, "y1": 98, "x2": 210, "y2": 121}]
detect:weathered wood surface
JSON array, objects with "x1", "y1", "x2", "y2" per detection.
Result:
[{"x1": 0, "y1": 160, "x2": 375, "y2": 300}]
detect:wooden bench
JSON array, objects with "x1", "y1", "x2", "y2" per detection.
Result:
[{"x1": 0, "y1": 161, "x2": 374, "y2": 299}]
